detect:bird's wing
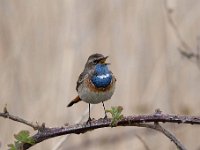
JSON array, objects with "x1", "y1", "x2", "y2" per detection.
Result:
[
  {"x1": 76, "y1": 71, "x2": 88, "y2": 91},
  {"x1": 110, "y1": 71, "x2": 117, "y2": 82}
]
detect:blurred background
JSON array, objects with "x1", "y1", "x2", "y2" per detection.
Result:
[{"x1": 1, "y1": 0, "x2": 200, "y2": 149}]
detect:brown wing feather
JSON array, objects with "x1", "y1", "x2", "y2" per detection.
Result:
[{"x1": 76, "y1": 71, "x2": 86, "y2": 91}]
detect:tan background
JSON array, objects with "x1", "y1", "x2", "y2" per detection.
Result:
[{"x1": 1, "y1": 0, "x2": 200, "y2": 150}]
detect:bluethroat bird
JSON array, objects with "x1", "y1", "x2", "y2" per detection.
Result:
[{"x1": 67, "y1": 53, "x2": 116, "y2": 122}]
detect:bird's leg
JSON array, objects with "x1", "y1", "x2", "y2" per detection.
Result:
[
  {"x1": 87, "y1": 103, "x2": 92, "y2": 123},
  {"x1": 102, "y1": 102, "x2": 107, "y2": 119}
]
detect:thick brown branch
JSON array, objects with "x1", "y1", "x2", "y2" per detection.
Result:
[
  {"x1": 20, "y1": 113, "x2": 200, "y2": 149},
  {"x1": 1, "y1": 107, "x2": 199, "y2": 149}
]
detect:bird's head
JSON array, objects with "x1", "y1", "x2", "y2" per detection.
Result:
[{"x1": 85, "y1": 53, "x2": 110, "y2": 68}]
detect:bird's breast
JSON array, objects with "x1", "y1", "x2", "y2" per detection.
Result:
[
  {"x1": 77, "y1": 76, "x2": 116, "y2": 104},
  {"x1": 91, "y1": 73, "x2": 112, "y2": 88}
]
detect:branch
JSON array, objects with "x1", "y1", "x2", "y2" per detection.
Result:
[
  {"x1": 156, "y1": 124, "x2": 186, "y2": 150},
  {"x1": 164, "y1": 0, "x2": 192, "y2": 51},
  {"x1": 1, "y1": 107, "x2": 200, "y2": 149},
  {"x1": 140, "y1": 123, "x2": 187, "y2": 150},
  {"x1": 164, "y1": 0, "x2": 200, "y2": 69},
  {"x1": 1, "y1": 109, "x2": 199, "y2": 149},
  {"x1": 0, "y1": 107, "x2": 40, "y2": 130}
]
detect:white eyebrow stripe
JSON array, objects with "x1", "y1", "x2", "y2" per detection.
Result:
[{"x1": 97, "y1": 73, "x2": 110, "y2": 79}]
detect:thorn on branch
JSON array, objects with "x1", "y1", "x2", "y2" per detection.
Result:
[
  {"x1": 35, "y1": 122, "x2": 46, "y2": 131},
  {"x1": 154, "y1": 108, "x2": 162, "y2": 116},
  {"x1": 3, "y1": 105, "x2": 8, "y2": 114}
]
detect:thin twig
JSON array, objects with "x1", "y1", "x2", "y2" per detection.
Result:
[
  {"x1": 164, "y1": 0, "x2": 200, "y2": 69},
  {"x1": 155, "y1": 124, "x2": 187, "y2": 150},
  {"x1": 164, "y1": 0, "x2": 191, "y2": 51},
  {"x1": 138, "y1": 123, "x2": 187, "y2": 150},
  {"x1": 0, "y1": 107, "x2": 39, "y2": 130}
]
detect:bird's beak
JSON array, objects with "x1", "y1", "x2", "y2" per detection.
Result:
[{"x1": 99, "y1": 56, "x2": 110, "y2": 65}]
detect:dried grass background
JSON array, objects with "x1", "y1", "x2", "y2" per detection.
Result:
[{"x1": 1, "y1": 0, "x2": 200, "y2": 150}]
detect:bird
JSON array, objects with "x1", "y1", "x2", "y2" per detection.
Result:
[{"x1": 67, "y1": 53, "x2": 116, "y2": 122}]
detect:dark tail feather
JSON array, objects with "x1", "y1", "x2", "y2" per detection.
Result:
[{"x1": 67, "y1": 96, "x2": 81, "y2": 107}]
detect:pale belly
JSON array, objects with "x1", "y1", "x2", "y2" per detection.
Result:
[{"x1": 77, "y1": 79, "x2": 115, "y2": 104}]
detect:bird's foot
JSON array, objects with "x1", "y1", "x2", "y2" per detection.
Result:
[
  {"x1": 86, "y1": 117, "x2": 92, "y2": 124},
  {"x1": 104, "y1": 114, "x2": 108, "y2": 119}
]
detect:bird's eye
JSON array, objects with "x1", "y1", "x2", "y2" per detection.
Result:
[{"x1": 93, "y1": 59, "x2": 98, "y2": 64}]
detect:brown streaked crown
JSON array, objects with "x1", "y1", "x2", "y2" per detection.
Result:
[{"x1": 85, "y1": 53, "x2": 108, "y2": 68}]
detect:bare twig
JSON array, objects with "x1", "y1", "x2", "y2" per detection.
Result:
[
  {"x1": 0, "y1": 106, "x2": 40, "y2": 130},
  {"x1": 138, "y1": 123, "x2": 187, "y2": 150},
  {"x1": 155, "y1": 124, "x2": 186, "y2": 150},
  {"x1": 164, "y1": 0, "x2": 191, "y2": 51},
  {"x1": 164, "y1": 0, "x2": 200, "y2": 69}
]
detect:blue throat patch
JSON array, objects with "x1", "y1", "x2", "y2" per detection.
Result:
[{"x1": 91, "y1": 64, "x2": 112, "y2": 88}]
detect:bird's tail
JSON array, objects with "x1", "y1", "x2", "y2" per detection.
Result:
[{"x1": 67, "y1": 96, "x2": 81, "y2": 107}]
